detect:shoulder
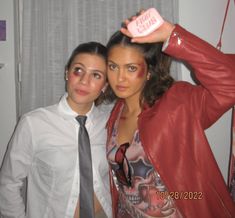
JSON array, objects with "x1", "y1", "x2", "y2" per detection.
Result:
[
  {"x1": 96, "y1": 102, "x2": 114, "y2": 114},
  {"x1": 169, "y1": 81, "x2": 196, "y2": 93},
  {"x1": 20, "y1": 103, "x2": 59, "y2": 125},
  {"x1": 164, "y1": 81, "x2": 201, "y2": 101},
  {"x1": 91, "y1": 102, "x2": 114, "y2": 123},
  {"x1": 106, "y1": 100, "x2": 123, "y2": 134},
  {"x1": 151, "y1": 81, "x2": 202, "y2": 112},
  {"x1": 108, "y1": 100, "x2": 123, "y2": 119}
]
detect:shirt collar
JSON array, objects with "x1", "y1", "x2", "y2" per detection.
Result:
[{"x1": 57, "y1": 93, "x2": 98, "y2": 125}]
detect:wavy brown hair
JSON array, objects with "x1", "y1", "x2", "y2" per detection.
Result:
[{"x1": 104, "y1": 31, "x2": 174, "y2": 107}]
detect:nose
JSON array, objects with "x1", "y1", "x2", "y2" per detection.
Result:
[
  {"x1": 79, "y1": 72, "x2": 90, "y2": 85},
  {"x1": 117, "y1": 68, "x2": 126, "y2": 82}
]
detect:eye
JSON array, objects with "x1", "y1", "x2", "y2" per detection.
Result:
[
  {"x1": 92, "y1": 71, "x2": 103, "y2": 80},
  {"x1": 127, "y1": 65, "x2": 137, "y2": 72},
  {"x1": 73, "y1": 67, "x2": 84, "y2": 76},
  {"x1": 108, "y1": 63, "x2": 118, "y2": 71}
]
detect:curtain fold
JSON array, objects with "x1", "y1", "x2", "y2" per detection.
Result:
[{"x1": 18, "y1": 0, "x2": 178, "y2": 116}]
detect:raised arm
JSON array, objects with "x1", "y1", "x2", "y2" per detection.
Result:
[
  {"x1": 120, "y1": 10, "x2": 235, "y2": 128},
  {"x1": 164, "y1": 24, "x2": 235, "y2": 128}
]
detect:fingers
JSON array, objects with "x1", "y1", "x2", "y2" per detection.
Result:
[
  {"x1": 120, "y1": 10, "x2": 145, "y2": 38},
  {"x1": 120, "y1": 27, "x2": 133, "y2": 38},
  {"x1": 121, "y1": 9, "x2": 145, "y2": 28},
  {"x1": 131, "y1": 34, "x2": 157, "y2": 43},
  {"x1": 136, "y1": 9, "x2": 145, "y2": 16},
  {"x1": 119, "y1": 8, "x2": 174, "y2": 43},
  {"x1": 121, "y1": 19, "x2": 130, "y2": 28},
  {"x1": 120, "y1": 26, "x2": 153, "y2": 43}
]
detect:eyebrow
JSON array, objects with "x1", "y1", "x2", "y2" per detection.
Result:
[
  {"x1": 72, "y1": 62, "x2": 106, "y2": 75},
  {"x1": 108, "y1": 60, "x2": 142, "y2": 66},
  {"x1": 72, "y1": 62, "x2": 85, "y2": 68}
]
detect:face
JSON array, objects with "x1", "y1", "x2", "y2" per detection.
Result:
[
  {"x1": 107, "y1": 45, "x2": 148, "y2": 101},
  {"x1": 66, "y1": 53, "x2": 106, "y2": 113}
]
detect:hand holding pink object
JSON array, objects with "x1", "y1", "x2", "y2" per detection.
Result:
[
  {"x1": 127, "y1": 8, "x2": 164, "y2": 37},
  {"x1": 121, "y1": 8, "x2": 175, "y2": 44}
]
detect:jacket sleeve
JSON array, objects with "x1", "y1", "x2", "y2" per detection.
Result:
[
  {"x1": 0, "y1": 116, "x2": 33, "y2": 218},
  {"x1": 164, "y1": 24, "x2": 235, "y2": 129}
]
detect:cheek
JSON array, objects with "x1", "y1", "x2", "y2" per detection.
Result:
[
  {"x1": 107, "y1": 72, "x2": 116, "y2": 83},
  {"x1": 137, "y1": 63, "x2": 147, "y2": 78},
  {"x1": 66, "y1": 73, "x2": 82, "y2": 94},
  {"x1": 66, "y1": 74, "x2": 76, "y2": 88},
  {"x1": 68, "y1": 72, "x2": 79, "y2": 81},
  {"x1": 89, "y1": 80, "x2": 105, "y2": 93}
]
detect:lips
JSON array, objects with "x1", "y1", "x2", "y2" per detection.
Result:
[
  {"x1": 116, "y1": 85, "x2": 128, "y2": 91},
  {"x1": 75, "y1": 88, "x2": 90, "y2": 96}
]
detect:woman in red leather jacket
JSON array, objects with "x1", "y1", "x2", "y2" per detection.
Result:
[{"x1": 104, "y1": 9, "x2": 235, "y2": 218}]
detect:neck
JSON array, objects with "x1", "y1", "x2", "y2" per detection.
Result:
[
  {"x1": 123, "y1": 94, "x2": 141, "y2": 117},
  {"x1": 75, "y1": 105, "x2": 92, "y2": 115},
  {"x1": 66, "y1": 97, "x2": 93, "y2": 115}
]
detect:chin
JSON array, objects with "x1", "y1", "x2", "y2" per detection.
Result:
[{"x1": 114, "y1": 92, "x2": 130, "y2": 99}]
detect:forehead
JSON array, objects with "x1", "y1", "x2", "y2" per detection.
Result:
[
  {"x1": 108, "y1": 45, "x2": 145, "y2": 64},
  {"x1": 71, "y1": 53, "x2": 106, "y2": 70}
]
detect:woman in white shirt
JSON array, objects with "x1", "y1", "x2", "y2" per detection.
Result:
[{"x1": 0, "y1": 42, "x2": 112, "y2": 218}]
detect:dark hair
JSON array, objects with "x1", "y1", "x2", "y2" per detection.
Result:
[
  {"x1": 66, "y1": 41, "x2": 107, "y2": 70},
  {"x1": 104, "y1": 31, "x2": 174, "y2": 107},
  {"x1": 65, "y1": 41, "x2": 107, "y2": 106}
]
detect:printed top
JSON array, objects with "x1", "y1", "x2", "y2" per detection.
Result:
[{"x1": 107, "y1": 105, "x2": 182, "y2": 218}]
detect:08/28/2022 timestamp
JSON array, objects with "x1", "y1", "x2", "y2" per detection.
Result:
[{"x1": 156, "y1": 191, "x2": 203, "y2": 200}]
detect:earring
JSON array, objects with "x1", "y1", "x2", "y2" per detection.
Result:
[
  {"x1": 147, "y1": 72, "x2": 151, "y2": 81},
  {"x1": 65, "y1": 71, "x2": 68, "y2": 81}
]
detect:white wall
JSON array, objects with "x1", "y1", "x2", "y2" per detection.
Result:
[
  {"x1": 0, "y1": 0, "x2": 17, "y2": 165},
  {"x1": 179, "y1": 0, "x2": 235, "y2": 181}
]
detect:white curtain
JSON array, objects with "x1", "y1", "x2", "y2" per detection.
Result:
[{"x1": 18, "y1": 0, "x2": 178, "y2": 117}]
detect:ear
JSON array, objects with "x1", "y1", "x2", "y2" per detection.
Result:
[
  {"x1": 65, "y1": 71, "x2": 68, "y2": 81},
  {"x1": 102, "y1": 82, "x2": 108, "y2": 92}
]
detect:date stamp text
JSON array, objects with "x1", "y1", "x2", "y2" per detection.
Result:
[{"x1": 156, "y1": 191, "x2": 203, "y2": 200}]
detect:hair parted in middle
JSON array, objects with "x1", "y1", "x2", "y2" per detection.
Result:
[{"x1": 104, "y1": 31, "x2": 174, "y2": 107}]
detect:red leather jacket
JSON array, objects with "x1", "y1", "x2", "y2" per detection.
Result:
[{"x1": 106, "y1": 25, "x2": 235, "y2": 218}]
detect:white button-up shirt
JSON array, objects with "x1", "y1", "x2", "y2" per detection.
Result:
[{"x1": 0, "y1": 94, "x2": 113, "y2": 218}]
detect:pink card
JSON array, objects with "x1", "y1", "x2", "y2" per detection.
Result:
[{"x1": 127, "y1": 8, "x2": 164, "y2": 37}]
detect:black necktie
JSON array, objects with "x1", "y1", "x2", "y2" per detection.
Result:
[{"x1": 76, "y1": 115, "x2": 95, "y2": 218}]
